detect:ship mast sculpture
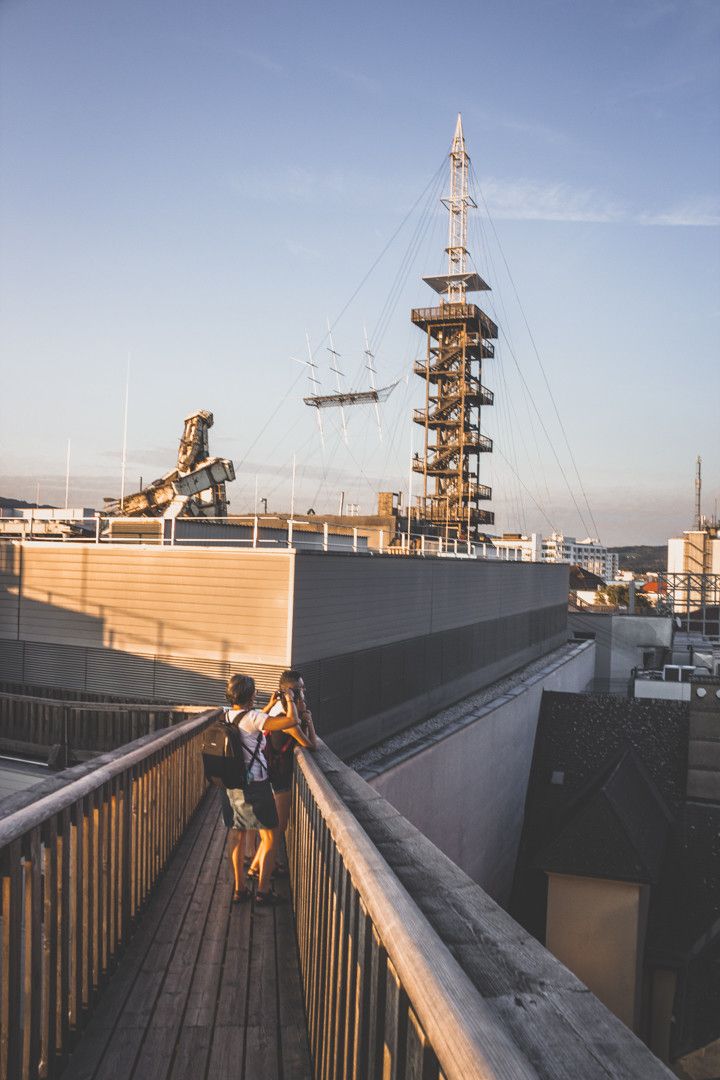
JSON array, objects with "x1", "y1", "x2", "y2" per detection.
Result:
[{"x1": 412, "y1": 114, "x2": 496, "y2": 539}]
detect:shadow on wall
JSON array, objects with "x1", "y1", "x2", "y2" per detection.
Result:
[
  {"x1": 0, "y1": 637, "x2": 285, "y2": 705},
  {"x1": 0, "y1": 545, "x2": 240, "y2": 663}
]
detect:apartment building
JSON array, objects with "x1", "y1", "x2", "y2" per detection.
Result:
[{"x1": 493, "y1": 531, "x2": 619, "y2": 582}]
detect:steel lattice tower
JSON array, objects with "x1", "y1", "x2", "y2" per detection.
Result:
[{"x1": 412, "y1": 115, "x2": 497, "y2": 538}]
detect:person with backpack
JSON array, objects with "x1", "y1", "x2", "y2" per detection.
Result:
[{"x1": 222, "y1": 672, "x2": 300, "y2": 906}]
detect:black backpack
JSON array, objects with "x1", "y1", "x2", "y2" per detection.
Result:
[{"x1": 201, "y1": 710, "x2": 263, "y2": 789}]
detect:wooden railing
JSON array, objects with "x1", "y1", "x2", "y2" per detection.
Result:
[
  {"x1": 0, "y1": 689, "x2": 208, "y2": 758},
  {"x1": 288, "y1": 745, "x2": 536, "y2": 1080},
  {"x1": 0, "y1": 708, "x2": 218, "y2": 1079}
]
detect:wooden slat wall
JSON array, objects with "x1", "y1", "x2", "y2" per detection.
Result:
[
  {"x1": 7, "y1": 544, "x2": 293, "y2": 665},
  {"x1": 0, "y1": 709, "x2": 216, "y2": 1080},
  {"x1": 291, "y1": 552, "x2": 568, "y2": 663}
]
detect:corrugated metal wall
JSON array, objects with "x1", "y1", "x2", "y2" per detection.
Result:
[
  {"x1": 291, "y1": 553, "x2": 568, "y2": 660},
  {"x1": 0, "y1": 543, "x2": 293, "y2": 664},
  {"x1": 291, "y1": 553, "x2": 570, "y2": 754},
  {"x1": 0, "y1": 639, "x2": 284, "y2": 704}
]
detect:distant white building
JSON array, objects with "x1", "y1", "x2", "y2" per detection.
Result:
[{"x1": 492, "y1": 532, "x2": 619, "y2": 582}]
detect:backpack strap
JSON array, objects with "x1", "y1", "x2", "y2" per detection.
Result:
[
  {"x1": 227, "y1": 709, "x2": 265, "y2": 781},
  {"x1": 245, "y1": 732, "x2": 264, "y2": 779}
]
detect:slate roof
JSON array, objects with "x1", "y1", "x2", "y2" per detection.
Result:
[
  {"x1": 533, "y1": 746, "x2": 673, "y2": 884},
  {"x1": 569, "y1": 565, "x2": 607, "y2": 591},
  {"x1": 510, "y1": 690, "x2": 720, "y2": 1061}
]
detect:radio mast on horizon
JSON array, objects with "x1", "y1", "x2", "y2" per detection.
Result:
[{"x1": 412, "y1": 114, "x2": 497, "y2": 538}]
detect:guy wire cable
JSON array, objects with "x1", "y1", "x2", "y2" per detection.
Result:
[
  {"x1": 309, "y1": 154, "x2": 449, "y2": 365},
  {"x1": 471, "y1": 203, "x2": 555, "y2": 522},
  {"x1": 469, "y1": 161, "x2": 589, "y2": 534},
  {"x1": 471, "y1": 160, "x2": 601, "y2": 541}
]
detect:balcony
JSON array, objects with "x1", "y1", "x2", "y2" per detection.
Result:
[
  {"x1": 412, "y1": 385, "x2": 495, "y2": 411},
  {"x1": 462, "y1": 482, "x2": 493, "y2": 501},
  {"x1": 411, "y1": 303, "x2": 499, "y2": 340}
]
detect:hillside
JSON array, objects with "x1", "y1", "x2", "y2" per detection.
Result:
[{"x1": 615, "y1": 545, "x2": 666, "y2": 573}]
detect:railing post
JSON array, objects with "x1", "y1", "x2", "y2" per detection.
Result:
[
  {"x1": 421, "y1": 534, "x2": 426, "y2": 557},
  {"x1": 323, "y1": 522, "x2": 329, "y2": 552},
  {"x1": 253, "y1": 516, "x2": 258, "y2": 548},
  {"x1": 467, "y1": 539, "x2": 471, "y2": 556},
  {"x1": 352, "y1": 527, "x2": 358, "y2": 553},
  {"x1": 379, "y1": 530, "x2": 384, "y2": 553},
  {"x1": 95, "y1": 515, "x2": 101, "y2": 544},
  {"x1": 454, "y1": 539, "x2": 458, "y2": 555},
  {"x1": 170, "y1": 517, "x2": 176, "y2": 547},
  {"x1": 439, "y1": 536, "x2": 443, "y2": 555},
  {"x1": 288, "y1": 519, "x2": 293, "y2": 548}
]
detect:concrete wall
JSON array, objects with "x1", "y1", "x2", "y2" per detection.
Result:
[
  {"x1": 363, "y1": 641, "x2": 595, "y2": 905},
  {"x1": 546, "y1": 873, "x2": 649, "y2": 1032},
  {"x1": 569, "y1": 611, "x2": 673, "y2": 693}
]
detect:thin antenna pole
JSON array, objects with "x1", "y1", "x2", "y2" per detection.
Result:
[
  {"x1": 254, "y1": 475, "x2": 259, "y2": 515},
  {"x1": 121, "y1": 353, "x2": 130, "y2": 511},
  {"x1": 407, "y1": 425, "x2": 414, "y2": 544},
  {"x1": 290, "y1": 454, "x2": 296, "y2": 519},
  {"x1": 35, "y1": 481, "x2": 40, "y2": 507},
  {"x1": 326, "y1": 319, "x2": 348, "y2": 444},
  {"x1": 305, "y1": 331, "x2": 325, "y2": 451},
  {"x1": 64, "y1": 439, "x2": 71, "y2": 510},
  {"x1": 695, "y1": 454, "x2": 702, "y2": 529},
  {"x1": 364, "y1": 325, "x2": 382, "y2": 441}
]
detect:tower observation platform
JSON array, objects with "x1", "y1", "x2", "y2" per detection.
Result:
[{"x1": 412, "y1": 117, "x2": 498, "y2": 538}]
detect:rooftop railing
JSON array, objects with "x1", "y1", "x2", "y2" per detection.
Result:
[{"x1": 0, "y1": 517, "x2": 513, "y2": 559}]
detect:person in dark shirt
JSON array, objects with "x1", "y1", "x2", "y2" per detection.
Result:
[{"x1": 249, "y1": 669, "x2": 317, "y2": 879}]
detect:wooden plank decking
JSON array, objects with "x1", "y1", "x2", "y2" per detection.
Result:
[{"x1": 61, "y1": 789, "x2": 312, "y2": 1080}]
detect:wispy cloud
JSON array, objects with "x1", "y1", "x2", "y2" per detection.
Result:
[
  {"x1": 226, "y1": 165, "x2": 396, "y2": 208},
  {"x1": 479, "y1": 178, "x2": 720, "y2": 227},
  {"x1": 229, "y1": 163, "x2": 719, "y2": 229},
  {"x1": 478, "y1": 112, "x2": 569, "y2": 147},
  {"x1": 638, "y1": 198, "x2": 720, "y2": 227},
  {"x1": 233, "y1": 47, "x2": 284, "y2": 76},
  {"x1": 325, "y1": 65, "x2": 380, "y2": 95},
  {"x1": 480, "y1": 178, "x2": 622, "y2": 223}
]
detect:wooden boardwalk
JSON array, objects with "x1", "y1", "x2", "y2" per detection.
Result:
[{"x1": 61, "y1": 789, "x2": 311, "y2": 1080}]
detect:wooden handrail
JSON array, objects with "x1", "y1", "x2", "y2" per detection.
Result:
[
  {"x1": 289, "y1": 742, "x2": 537, "y2": 1080},
  {"x1": 0, "y1": 691, "x2": 211, "y2": 761},
  {"x1": 0, "y1": 708, "x2": 219, "y2": 1079},
  {"x1": 0, "y1": 690, "x2": 208, "y2": 714}
]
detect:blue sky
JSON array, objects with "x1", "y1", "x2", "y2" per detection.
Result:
[{"x1": 1, "y1": 0, "x2": 718, "y2": 544}]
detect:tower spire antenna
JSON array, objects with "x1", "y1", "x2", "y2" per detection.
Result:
[{"x1": 442, "y1": 111, "x2": 476, "y2": 303}]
